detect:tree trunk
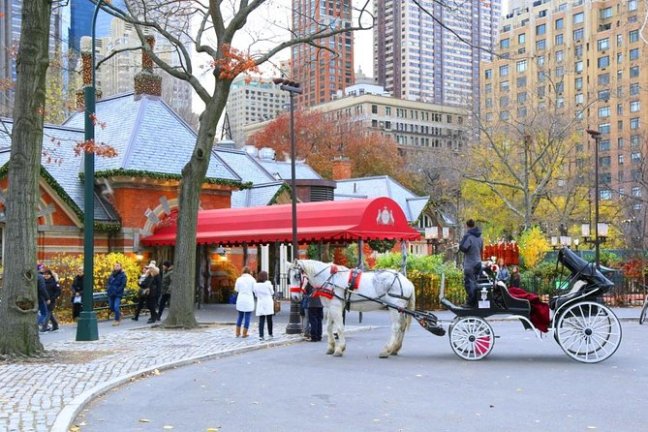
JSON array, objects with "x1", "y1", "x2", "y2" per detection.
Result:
[
  {"x1": 0, "y1": 0, "x2": 52, "y2": 357},
  {"x1": 164, "y1": 86, "x2": 229, "y2": 328}
]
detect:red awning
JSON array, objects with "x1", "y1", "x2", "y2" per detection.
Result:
[{"x1": 141, "y1": 197, "x2": 421, "y2": 247}]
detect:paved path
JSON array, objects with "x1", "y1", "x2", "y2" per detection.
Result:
[{"x1": 0, "y1": 305, "x2": 641, "y2": 432}]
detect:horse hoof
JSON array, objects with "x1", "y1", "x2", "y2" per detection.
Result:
[
  {"x1": 378, "y1": 352, "x2": 390, "y2": 358},
  {"x1": 390, "y1": 352, "x2": 398, "y2": 356},
  {"x1": 333, "y1": 351, "x2": 343, "y2": 357},
  {"x1": 326, "y1": 349, "x2": 334, "y2": 355}
]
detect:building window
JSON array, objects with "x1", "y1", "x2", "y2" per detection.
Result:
[
  {"x1": 618, "y1": 137, "x2": 624, "y2": 149},
  {"x1": 630, "y1": 48, "x2": 640, "y2": 60},
  {"x1": 631, "y1": 117, "x2": 640, "y2": 129},
  {"x1": 500, "y1": 111, "x2": 510, "y2": 121},
  {"x1": 573, "y1": 28, "x2": 584, "y2": 41},
  {"x1": 629, "y1": 0, "x2": 638, "y2": 11},
  {"x1": 499, "y1": 65, "x2": 509, "y2": 76},
  {"x1": 575, "y1": 93, "x2": 584, "y2": 104},
  {"x1": 598, "y1": 89, "x2": 610, "y2": 100},
  {"x1": 599, "y1": 156, "x2": 611, "y2": 167},
  {"x1": 537, "y1": 55, "x2": 545, "y2": 66},
  {"x1": 632, "y1": 152, "x2": 641, "y2": 163},
  {"x1": 575, "y1": 77, "x2": 583, "y2": 90},
  {"x1": 600, "y1": 7, "x2": 612, "y2": 19},
  {"x1": 600, "y1": 190, "x2": 612, "y2": 200},
  {"x1": 573, "y1": 12, "x2": 584, "y2": 24},
  {"x1": 630, "y1": 100, "x2": 640, "y2": 112},
  {"x1": 630, "y1": 30, "x2": 639, "y2": 43},
  {"x1": 500, "y1": 81, "x2": 510, "y2": 91},
  {"x1": 516, "y1": 60, "x2": 527, "y2": 72},
  {"x1": 499, "y1": 96, "x2": 509, "y2": 108},
  {"x1": 598, "y1": 73, "x2": 610, "y2": 85},
  {"x1": 555, "y1": 18, "x2": 564, "y2": 30},
  {"x1": 575, "y1": 61, "x2": 583, "y2": 73},
  {"x1": 556, "y1": 50, "x2": 564, "y2": 62},
  {"x1": 536, "y1": 39, "x2": 546, "y2": 51},
  {"x1": 630, "y1": 83, "x2": 640, "y2": 96},
  {"x1": 485, "y1": 69, "x2": 492, "y2": 79},
  {"x1": 598, "y1": 107, "x2": 610, "y2": 118},
  {"x1": 518, "y1": 33, "x2": 526, "y2": 44},
  {"x1": 537, "y1": 86, "x2": 545, "y2": 98},
  {"x1": 536, "y1": 24, "x2": 546, "y2": 35},
  {"x1": 500, "y1": 38, "x2": 510, "y2": 49},
  {"x1": 631, "y1": 135, "x2": 641, "y2": 147},
  {"x1": 599, "y1": 139, "x2": 610, "y2": 151},
  {"x1": 599, "y1": 123, "x2": 611, "y2": 134},
  {"x1": 485, "y1": 83, "x2": 492, "y2": 93},
  {"x1": 597, "y1": 56, "x2": 610, "y2": 68},
  {"x1": 555, "y1": 66, "x2": 564, "y2": 77},
  {"x1": 517, "y1": 76, "x2": 527, "y2": 87},
  {"x1": 555, "y1": 34, "x2": 564, "y2": 45},
  {"x1": 597, "y1": 38, "x2": 609, "y2": 51},
  {"x1": 517, "y1": 92, "x2": 527, "y2": 104},
  {"x1": 575, "y1": 45, "x2": 583, "y2": 57},
  {"x1": 630, "y1": 66, "x2": 640, "y2": 78},
  {"x1": 371, "y1": 104, "x2": 378, "y2": 114}
]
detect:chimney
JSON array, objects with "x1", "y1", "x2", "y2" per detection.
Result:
[
  {"x1": 331, "y1": 156, "x2": 352, "y2": 180},
  {"x1": 75, "y1": 40, "x2": 103, "y2": 111},
  {"x1": 134, "y1": 35, "x2": 162, "y2": 98}
]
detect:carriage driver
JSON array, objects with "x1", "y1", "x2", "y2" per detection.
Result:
[{"x1": 459, "y1": 219, "x2": 484, "y2": 308}]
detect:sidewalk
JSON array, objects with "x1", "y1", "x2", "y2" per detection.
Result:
[
  {"x1": 0, "y1": 303, "x2": 342, "y2": 432},
  {"x1": 0, "y1": 304, "x2": 640, "y2": 432}
]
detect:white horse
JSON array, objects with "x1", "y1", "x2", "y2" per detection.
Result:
[{"x1": 288, "y1": 259, "x2": 416, "y2": 358}]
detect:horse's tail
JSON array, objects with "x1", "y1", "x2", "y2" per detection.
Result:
[{"x1": 405, "y1": 278, "x2": 415, "y2": 331}]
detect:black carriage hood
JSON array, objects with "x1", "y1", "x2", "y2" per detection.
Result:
[{"x1": 558, "y1": 247, "x2": 615, "y2": 288}]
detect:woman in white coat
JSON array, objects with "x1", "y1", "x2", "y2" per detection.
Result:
[
  {"x1": 235, "y1": 266, "x2": 256, "y2": 338},
  {"x1": 253, "y1": 270, "x2": 275, "y2": 340}
]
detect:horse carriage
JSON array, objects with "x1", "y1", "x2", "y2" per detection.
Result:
[
  {"x1": 288, "y1": 246, "x2": 622, "y2": 364},
  {"x1": 440, "y1": 246, "x2": 622, "y2": 363}
]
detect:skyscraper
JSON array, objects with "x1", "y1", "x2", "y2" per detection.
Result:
[
  {"x1": 290, "y1": 0, "x2": 355, "y2": 107},
  {"x1": 374, "y1": 0, "x2": 501, "y2": 111},
  {"x1": 69, "y1": 0, "x2": 125, "y2": 53}
]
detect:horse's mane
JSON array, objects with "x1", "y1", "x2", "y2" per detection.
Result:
[{"x1": 297, "y1": 259, "x2": 350, "y2": 275}]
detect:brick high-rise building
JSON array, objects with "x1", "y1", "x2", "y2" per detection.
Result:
[
  {"x1": 290, "y1": 0, "x2": 355, "y2": 107},
  {"x1": 481, "y1": 0, "x2": 647, "y2": 233},
  {"x1": 374, "y1": 0, "x2": 501, "y2": 112}
]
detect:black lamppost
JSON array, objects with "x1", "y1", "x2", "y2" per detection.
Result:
[
  {"x1": 75, "y1": 1, "x2": 103, "y2": 341},
  {"x1": 586, "y1": 128, "x2": 604, "y2": 268},
  {"x1": 274, "y1": 77, "x2": 302, "y2": 334}
]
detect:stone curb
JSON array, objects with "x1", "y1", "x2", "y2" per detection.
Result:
[{"x1": 51, "y1": 326, "x2": 372, "y2": 432}]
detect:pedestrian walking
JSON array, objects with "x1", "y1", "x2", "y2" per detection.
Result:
[
  {"x1": 459, "y1": 219, "x2": 484, "y2": 308},
  {"x1": 36, "y1": 270, "x2": 50, "y2": 331},
  {"x1": 253, "y1": 270, "x2": 274, "y2": 340},
  {"x1": 71, "y1": 267, "x2": 84, "y2": 320},
  {"x1": 158, "y1": 260, "x2": 173, "y2": 321},
  {"x1": 234, "y1": 266, "x2": 255, "y2": 338},
  {"x1": 133, "y1": 264, "x2": 159, "y2": 323},
  {"x1": 306, "y1": 283, "x2": 323, "y2": 342},
  {"x1": 42, "y1": 269, "x2": 61, "y2": 331},
  {"x1": 106, "y1": 262, "x2": 127, "y2": 326}
]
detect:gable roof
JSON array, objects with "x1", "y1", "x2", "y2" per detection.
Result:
[
  {"x1": 334, "y1": 175, "x2": 430, "y2": 223},
  {"x1": 0, "y1": 121, "x2": 118, "y2": 222},
  {"x1": 63, "y1": 93, "x2": 240, "y2": 182}
]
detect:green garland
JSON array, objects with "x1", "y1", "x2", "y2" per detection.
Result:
[
  {"x1": 268, "y1": 183, "x2": 291, "y2": 205},
  {"x1": 87, "y1": 168, "x2": 252, "y2": 190},
  {"x1": 94, "y1": 221, "x2": 121, "y2": 233}
]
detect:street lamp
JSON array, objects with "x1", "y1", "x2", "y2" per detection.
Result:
[
  {"x1": 586, "y1": 128, "x2": 604, "y2": 268},
  {"x1": 274, "y1": 77, "x2": 303, "y2": 335},
  {"x1": 76, "y1": 1, "x2": 104, "y2": 341}
]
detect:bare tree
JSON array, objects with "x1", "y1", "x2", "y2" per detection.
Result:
[
  {"x1": 96, "y1": 0, "x2": 373, "y2": 328},
  {"x1": 0, "y1": 0, "x2": 52, "y2": 357}
]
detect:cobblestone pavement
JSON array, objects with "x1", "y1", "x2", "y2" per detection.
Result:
[{"x1": 0, "y1": 321, "x2": 306, "y2": 432}]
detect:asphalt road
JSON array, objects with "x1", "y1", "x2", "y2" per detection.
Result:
[{"x1": 75, "y1": 312, "x2": 647, "y2": 432}]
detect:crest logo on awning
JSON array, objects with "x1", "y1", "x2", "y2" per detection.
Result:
[{"x1": 376, "y1": 206, "x2": 395, "y2": 225}]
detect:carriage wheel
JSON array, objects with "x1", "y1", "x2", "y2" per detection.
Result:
[
  {"x1": 639, "y1": 300, "x2": 648, "y2": 325},
  {"x1": 448, "y1": 317, "x2": 494, "y2": 361},
  {"x1": 555, "y1": 301, "x2": 622, "y2": 363}
]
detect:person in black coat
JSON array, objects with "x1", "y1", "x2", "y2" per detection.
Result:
[
  {"x1": 71, "y1": 268, "x2": 84, "y2": 320},
  {"x1": 306, "y1": 283, "x2": 324, "y2": 342},
  {"x1": 37, "y1": 271, "x2": 50, "y2": 330},
  {"x1": 42, "y1": 269, "x2": 61, "y2": 331},
  {"x1": 132, "y1": 264, "x2": 159, "y2": 323}
]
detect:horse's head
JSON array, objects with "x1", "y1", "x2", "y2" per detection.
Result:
[{"x1": 288, "y1": 260, "x2": 306, "y2": 302}]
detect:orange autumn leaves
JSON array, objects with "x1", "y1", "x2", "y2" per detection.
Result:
[{"x1": 212, "y1": 44, "x2": 258, "y2": 81}]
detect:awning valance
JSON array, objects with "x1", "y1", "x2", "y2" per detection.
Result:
[{"x1": 141, "y1": 197, "x2": 421, "y2": 247}]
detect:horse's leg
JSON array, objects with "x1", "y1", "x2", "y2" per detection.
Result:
[
  {"x1": 330, "y1": 305, "x2": 345, "y2": 357},
  {"x1": 325, "y1": 307, "x2": 335, "y2": 355},
  {"x1": 379, "y1": 308, "x2": 402, "y2": 358},
  {"x1": 391, "y1": 307, "x2": 410, "y2": 355}
]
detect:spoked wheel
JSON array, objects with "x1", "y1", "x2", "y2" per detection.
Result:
[
  {"x1": 448, "y1": 317, "x2": 494, "y2": 361},
  {"x1": 555, "y1": 301, "x2": 622, "y2": 363},
  {"x1": 639, "y1": 299, "x2": 648, "y2": 325}
]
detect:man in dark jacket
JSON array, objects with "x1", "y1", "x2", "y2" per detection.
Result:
[
  {"x1": 306, "y1": 283, "x2": 324, "y2": 342},
  {"x1": 71, "y1": 268, "x2": 84, "y2": 320},
  {"x1": 42, "y1": 269, "x2": 61, "y2": 331},
  {"x1": 106, "y1": 263, "x2": 127, "y2": 325},
  {"x1": 459, "y1": 219, "x2": 484, "y2": 308},
  {"x1": 37, "y1": 271, "x2": 50, "y2": 331}
]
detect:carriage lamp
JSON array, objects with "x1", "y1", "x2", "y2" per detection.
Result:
[{"x1": 581, "y1": 223, "x2": 608, "y2": 244}]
